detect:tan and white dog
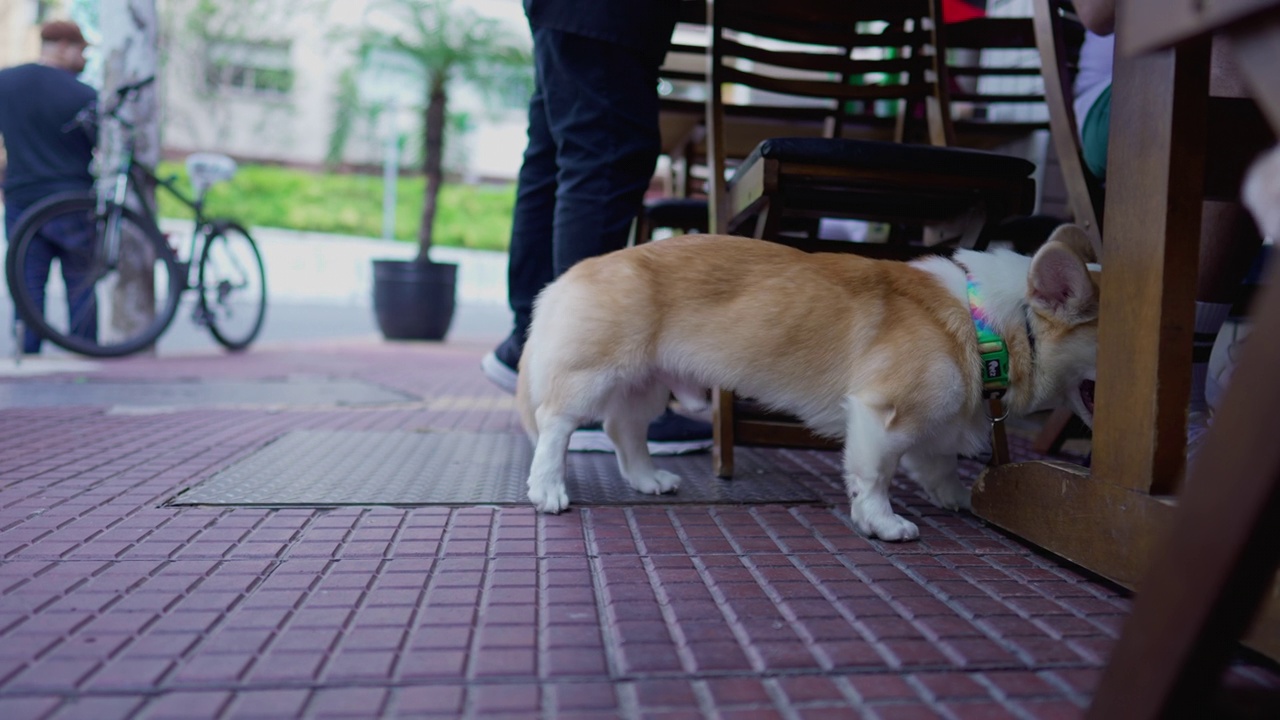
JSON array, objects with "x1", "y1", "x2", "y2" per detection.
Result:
[{"x1": 516, "y1": 226, "x2": 1099, "y2": 541}]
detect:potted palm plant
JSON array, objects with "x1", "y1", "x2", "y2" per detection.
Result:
[{"x1": 361, "y1": 0, "x2": 530, "y2": 340}]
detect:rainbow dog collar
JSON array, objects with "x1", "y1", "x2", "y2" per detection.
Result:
[{"x1": 955, "y1": 261, "x2": 1010, "y2": 399}]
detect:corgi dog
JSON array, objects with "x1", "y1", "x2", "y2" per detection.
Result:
[{"x1": 515, "y1": 226, "x2": 1099, "y2": 541}]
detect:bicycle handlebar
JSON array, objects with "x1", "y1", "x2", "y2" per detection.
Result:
[
  {"x1": 62, "y1": 75, "x2": 156, "y2": 134},
  {"x1": 104, "y1": 75, "x2": 156, "y2": 118}
]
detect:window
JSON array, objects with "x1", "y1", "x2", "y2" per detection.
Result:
[{"x1": 205, "y1": 40, "x2": 293, "y2": 96}]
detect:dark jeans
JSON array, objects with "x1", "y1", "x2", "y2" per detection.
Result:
[
  {"x1": 5, "y1": 198, "x2": 99, "y2": 353},
  {"x1": 505, "y1": 25, "x2": 669, "y2": 347}
]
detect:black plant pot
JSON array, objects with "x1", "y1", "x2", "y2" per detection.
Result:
[{"x1": 372, "y1": 259, "x2": 458, "y2": 341}]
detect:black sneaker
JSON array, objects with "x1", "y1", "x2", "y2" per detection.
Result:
[
  {"x1": 481, "y1": 334, "x2": 522, "y2": 395},
  {"x1": 569, "y1": 408, "x2": 713, "y2": 455}
]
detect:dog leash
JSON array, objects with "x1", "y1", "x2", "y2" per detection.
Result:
[{"x1": 955, "y1": 261, "x2": 1012, "y2": 466}]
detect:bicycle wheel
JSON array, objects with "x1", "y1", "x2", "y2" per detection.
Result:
[
  {"x1": 6, "y1": 193, "x2": 183, "y2": 357},
  {"x1": 197, "y1": 220, "x2": 266, "y2": 351}
]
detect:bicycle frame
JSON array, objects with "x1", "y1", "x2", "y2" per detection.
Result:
[
  {"x1": 9, "y1": 75, "x2": 266, "y2": 357},
  {"x1": 96, "y1": 116, "x2": 217, "y2": 295}
]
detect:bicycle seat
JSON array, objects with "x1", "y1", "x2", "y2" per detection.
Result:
[{"x1": 186, "y1": 153, "x2": 238, "y2": 198}]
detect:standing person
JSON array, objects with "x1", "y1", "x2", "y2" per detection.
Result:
[
  {"x1": 0, "y1": 20, "x2": 98, "y2": 354},
  {"x1": 1072, "y1": 0, "x2": 1267, "y2": 459},
  {"x1": 481, "y1": 0, "x2": 713, "y2": 454}
]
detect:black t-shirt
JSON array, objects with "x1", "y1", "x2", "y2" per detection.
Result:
[{"x1": 0, "y1": 63, "x2": 97, "y2": 206}]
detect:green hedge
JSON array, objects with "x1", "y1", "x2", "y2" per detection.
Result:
[{"x1": 156, "y1": 161, "x2": 515, "y2": 252}]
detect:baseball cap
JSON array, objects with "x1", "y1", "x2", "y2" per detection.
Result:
[{"x1": 40, "y1": 20, "x2": 88, "y2": 46}]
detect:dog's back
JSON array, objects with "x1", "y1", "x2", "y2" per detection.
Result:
[{"x1": 517, "y1": 234, "x2": 975, "y2": 440}]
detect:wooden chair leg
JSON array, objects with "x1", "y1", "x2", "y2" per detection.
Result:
[
  {"x1": 713, "y1": 387, "x2": 735, "y2": 478},
  {"x1": 1087, "y1": 265, "x2": 1280, "y2": 719},
  {"x1": 753, "y1": 198, "x2": 783, "y2": 243},
  {"x1": 633, "y1": 211, "x2": 652, "y2": 246}
]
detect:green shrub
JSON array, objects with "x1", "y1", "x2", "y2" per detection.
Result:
[{"x1": 157, "y1": 161, "x2": 515, "y2": 252}]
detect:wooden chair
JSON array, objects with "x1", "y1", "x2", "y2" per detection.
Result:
[
  {"x1": 941, "y1": 14, "x2": 1052, "y2": 153},
  {"x1": 706, "y1": 0, "x2": 1039, "y2": 476},
  {"x1": 652, "y1": 0, "x2": 713, "y2": 203},
  {"x1": 639, "y1": 0, "x2": 830, "y2": 244},
  {"x1": 1030, "y1": 0, "x2": 1103, "y2": 257}
]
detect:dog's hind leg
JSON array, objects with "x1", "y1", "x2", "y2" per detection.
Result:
[
  {"x1": 843, "y1": 396, "x2": 919, "y2": 542},
  {"x1": 527, "y1": 408, "x2": 575, "y2": 514},
  {"x1": 604, "y1": 386, "x2": 682, "y2": 496},
  {"x1": 901, "y1": 450, "x2": 970, "y2": 511}
]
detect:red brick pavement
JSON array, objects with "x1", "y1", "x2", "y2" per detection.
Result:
[{"x1": 0, "y1": 340, "x2": 1276, "y2": 719}]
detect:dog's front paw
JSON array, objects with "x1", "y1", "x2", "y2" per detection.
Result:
[
  {"x1": 850, "y1": 506, "x2": 920, "y2": 542},
  {"x1": 628, "y1": 469, "x2": 681, "y2": 495},
  {"x1": 528, "y1": 480, "x2": 570, "y2": 514},
  {"x1": 925, "y1": 478, "x2": 971, "y2": 512}
]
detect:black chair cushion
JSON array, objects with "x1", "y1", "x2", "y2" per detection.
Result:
[
  {"x1": 744, "y1": 137, "x2": 1036, "y2": 179},
  {"x1": 643, "y1": 197, "x2": 710, "y2": 232}
]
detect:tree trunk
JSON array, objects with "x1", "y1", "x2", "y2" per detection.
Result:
[
  {"x1": 417, "y1": 73, "x2": 448, "y2": 263},
  {"x1": 100, "y1": 0, "x2": 161, "y2": 350}
]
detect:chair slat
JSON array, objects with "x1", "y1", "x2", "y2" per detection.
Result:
[
  {"x1": 720, "y1": 40, "x2": 930, "y2": 77},
  {"x1": 720, "y1": 66, "x2": 926, "y2": 103},
  {"x1": 950, "y1": 67, "x2": 1043, "y2": 78}
]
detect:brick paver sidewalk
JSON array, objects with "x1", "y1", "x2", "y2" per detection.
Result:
[{"x1": 1, "y1": 340, "x2": 1276, "y2": 719}]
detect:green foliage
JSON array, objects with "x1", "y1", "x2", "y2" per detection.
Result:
[
  {"x1": 156, "y1": 161, "x2": 514, "y2": 252},
  {"x1": 348, "y1": 0, "x2": 533, "y2": 255}
]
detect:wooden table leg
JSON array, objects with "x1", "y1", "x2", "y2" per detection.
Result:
[
  {"x1": 1087, "y1": 239, "x2": 1280, "y2": 720},
  {"x1": 972, "y1": 39, "x2": 1209, "y2": 587}
]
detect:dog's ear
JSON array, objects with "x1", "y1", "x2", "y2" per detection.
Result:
[
  {"x1": 1028, "y1": 238, "x2": 1098, "y2": 324},
  {"x1": 1044, "y1": 223, "x2": 1098, "y2": 264}
]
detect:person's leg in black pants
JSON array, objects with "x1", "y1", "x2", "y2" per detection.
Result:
[
  {"x1": 5, "y1": 198, "x2": 51, "y2": 354},
  {"x1": 485, "y1": 26, "x2": 664, "y2": 386},
  {"x1": 496, "y1": 81, "x2": 558, "y2": 376},
  {"x1": 483, "y1": 24, "x2": 711, "y2": 454}
]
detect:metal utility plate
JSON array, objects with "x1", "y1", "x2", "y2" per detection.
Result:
[
  {"x1": 168, "y1": 430, "x2": 826, "y2": 507},
  {"x1": 0, "y1": 379, "x2": 413, "y2": 409}
]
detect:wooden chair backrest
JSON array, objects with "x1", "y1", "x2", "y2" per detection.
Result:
[
  {"x1": 658, "y1": 0, "x2": 835, "y2": 198},
  {"x1": 939, "y1": 15, "x2": 1050, "y2": 150},
  {"x1": 705, "y1": 0, "x2": 953, "y2": 232},
  {"x1": 1031, "y1": 0, "x2": 1104, "y2": 256}
]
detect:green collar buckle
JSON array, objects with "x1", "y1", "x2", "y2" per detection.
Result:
[{"x1": 976, "y1": 329, "x2": 1009, "y2": 397}]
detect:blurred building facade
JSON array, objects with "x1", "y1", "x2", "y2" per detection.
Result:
[{"x1": 0, "y1": 0, "x2": 531, "y2": 182}]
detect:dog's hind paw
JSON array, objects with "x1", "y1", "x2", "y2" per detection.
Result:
[
  {"x1": 851, "y1": 510, "x2": 920, "y2": 542},
  {"x1": 528, "y1": 481, "x2": 570, "y2": 514},
  {"x1": 629, "y1": 469, "x2": 681, "y2": 495},
  {"x1": 925, "y1": 479, "x2": 971, "y2": 512}
]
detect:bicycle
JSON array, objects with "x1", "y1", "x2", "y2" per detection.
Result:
[{"x1": 4, "y1": 76, "x2": 267, "y2": 357}]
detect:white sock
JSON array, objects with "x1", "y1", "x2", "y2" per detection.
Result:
[{"x1": 1191, "y1": 302, "x2": 1233, "y2": 413}]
